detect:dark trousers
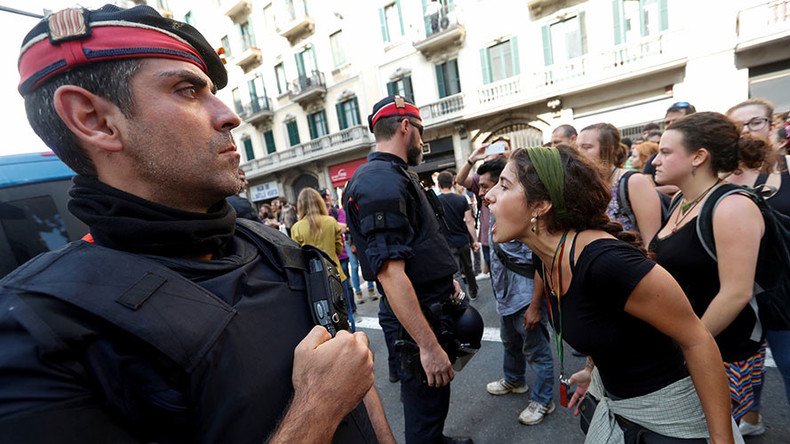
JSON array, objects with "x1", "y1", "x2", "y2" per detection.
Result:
[
  {"x1": 450, "y1": 244, "x2": 478, "y2": 297},
  {"x1": 379, "y1": 297, "x2": 450, "y2": 444}
]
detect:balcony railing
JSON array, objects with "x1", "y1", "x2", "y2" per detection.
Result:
[
  {"x1": 242, "y1": 125, "x2": 373, "y2": 177},
  {"x1": 737, "y1": 0, "x2": 790, "y2": 44},
  {"x1": 414, "y1": 6, "x2": 465, "y2": 57},
  {"x1": 289, "y1": 70, "x2": 326, "y2": 105},
  {"x1": 478, "y1": 76, "x2": 521, "y2": 104},
  {"x1": 603, "y1": 34, "x2": 664, "y2": 70},
  {"x1": 420, "y1": 93, "x2": 465, "y2": 124},
  {"x1": 533, "y1": 57, "x2": 587, "y2": 89},
  {"x1": 239, "y1": 96, "x2": 273, "y2": 126}
]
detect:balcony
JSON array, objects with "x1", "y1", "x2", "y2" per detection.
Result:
[
  {"x1": 533, "y1": 57, "x2": 587, "y2": 89},
  {"x1": 277, "y1": 14, "x2": 315, "y2": 46},
  {"x1": 239, "y1": 96, "x2": 273, "y2": 128},
  {"x1": 478, "y1": 76, "x2": 522, "y2": 105},
  {"x1": 242, "y1": 125, "x2": 373, "y2": 178},
  {"x1": 420, "y1": 94, "x2": 465, "y2": 126},
  {"x1": 413, "y1": 8, "x2": 465, "y2": 59},
  {"x1": 225, "y1": 0, "x2": 252, "y2": 23},
  {"x1": 289, "y1": 70, "x2": 326, "y2": 107},
  {"x1": 235, "y1": 46, "x2": 262, "y2": 72},
  {"x1": 736, "y1": 1, "x2": 790, "y2": 53}
]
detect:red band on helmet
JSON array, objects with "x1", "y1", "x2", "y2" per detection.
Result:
[{"x1": 370, "y1": 102, "x2": 422, "y2": 130}]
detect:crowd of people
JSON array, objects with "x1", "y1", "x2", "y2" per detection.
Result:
[{"x1": 1, "y1": 4, "x2": 789, "y2": 444}]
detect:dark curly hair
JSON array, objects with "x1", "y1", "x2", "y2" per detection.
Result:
[
  {"x1": 667, "y1": 112, "x2": 770, "y2": 173},
  {"x1": 580, "y1": 123, "x2": 628, "y2": 168},
  {"x1": 510, "y1": 145, "x2": 645, "y2": 253}
]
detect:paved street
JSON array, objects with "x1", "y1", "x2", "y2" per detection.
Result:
[{"x1": 353, "y1": 276, "x2": 790, "y2": 443}]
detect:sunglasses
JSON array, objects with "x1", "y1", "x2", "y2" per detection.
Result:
[
  {"x1": 671, "y1": 101, "x2": 691, "y2": 108},
  {"x1": 404, "y1": 119, "x2": 424, "y2": 137},
  {"x1": 743, "y1": 116, "x2": 770, "y2": 132}
]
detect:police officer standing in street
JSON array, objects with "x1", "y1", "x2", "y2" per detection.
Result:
[
  {"x1": 344, "y1": 96, "x2": 473, "y2": 444},
  {"x1": 0, "y1": 5, "x2": 393, "y2": 443}
]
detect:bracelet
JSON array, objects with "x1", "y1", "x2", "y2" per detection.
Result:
[{"x1": 467, "y1": 158, "x2": 474, "y2": 166}]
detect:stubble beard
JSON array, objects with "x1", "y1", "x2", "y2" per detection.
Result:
[{"x1": 406, "y1": 141, "x2": 423, "y2": 166}]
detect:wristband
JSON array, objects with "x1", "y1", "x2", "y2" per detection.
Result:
[{"x1": 467, "y1": 158, "x2": 474, "y2": 166}]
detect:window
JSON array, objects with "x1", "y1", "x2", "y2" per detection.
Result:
[
  {"x1": 329, "y1": 31, "x2": 347, "y2": 67},
  {"x1": 263, "y1": 4, "x2": 275, "y2": 31},
  {"x1": 541, "y1": 14, "x2": 586, "y2": 66},
  {"x1": 184, "y1": 11, "x2": 192, "y2": 25},
  {"x1": 614, "y1": 0, "x2": 668, "y2": 44},
  {"x1": 242, "y1": 137, "x2": 255, "y2": 161},
  {"x1": 307, "y1": 110, "x2": 329, "y2": 140},
  {"x1": 275, "y1": 63, "x2": 287, "y2": 95},
  {"x1": 264, "y1": 130, "x2": 277, "y2": 154},
  {"x1": 379, "y1": 1, "x2": 404, "y2": 43},
  {"x1": 232, "y1": 88, "x2": 243, "y2": 115},
  {"x1": 386, "y1": 76, "x2": 414, "y2": 103},
  {"x1": 295, "y1": 47, "x2": 317, "y2": 78},
  {"x1": 481, "y1": 38, "x2": 519, "y2": 83},
  {"x1": 157, "y1": 0, "x2": 170, "y2": 10},
  {"x1": 221, "y1": 35, "x2": 231, "y2": 58},
  {"x1": 436, "y1": 59, "x2": 461, "y2": 98},
  {"x1": 248, "y1": 76, "x2": 267, "y2": 112},
  {"x1": 336, "y1": 97, "x2": 361, "y2": 130},
  {"x1": 1, "y1": 196, "x2": 69, "y2": 267},
  {"x1": 239, "y1": 20, "x2": 256, "y2": 50},
  {"x1": 286, "y1": 119, "x2": 301, "y2": 146}
]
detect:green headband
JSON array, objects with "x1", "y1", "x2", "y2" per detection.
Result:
[{"x1": 526, "y1": 146, "x2": 567, "y2": 219}]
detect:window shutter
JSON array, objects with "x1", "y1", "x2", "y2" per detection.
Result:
[
  {"x1": 541, "y1": 26, "x2": 553, "y2": 66},
  {"x1": 387, "y1": 81, "x2": 397, "y2": 96},
  {"x1": 510, "y1": 37, "x2": 520, "y2": 76},
  {"x1": 449, "y1": 59, "x2": 461, "y2": 95},
  {"x1": 579, "y1": 11, "x2": 588, "y2": 54},
  {"x1": 243, "y1": 138, "x2": 255, "y2": 161},
  {"x1": 658, "y1": 0, "x2": 668, "y2": 31},
  {"x1": 336, "y1": 102, "x2": 347, "y2": 130},
  {"x1": 396, "y1": 0, "x2": 405, "y2": 36},
  {"x1": 351, "y1": 97, "x2": 361, "y2": 126},
  {"x1": 404, "y1": 76, "x2": 414, "y2": 103},
  {"x1": 288, "y1": 121, "x2": 300, "y2": 146},
  {"x1": 264, "y1": 130, "x2": 276, "y2": 154},
  {"x1": 613, "y1": 0, "x2": 623, "y2": 45},
  {"x1": 308, "y1": 115, "x2": 317, "y2": 140},
  {"x1": 480, "y1": 48, "x2": 492, "y2": 84},
  {"x1": 421, "y1": 0, "x2": 431, "y2": 34},
  {"x1": 436, "y1": 63, "x2": 447, "y2": 98},
  {"x1": 379, "y1": 7, "x2": 389, "y2": 42}
]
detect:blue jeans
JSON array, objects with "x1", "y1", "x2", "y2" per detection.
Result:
[
  {"x1": 759, "y1": 329, "x2": 790, "y2": 407},
  {"x1": 346, "y1": 242, "x2": 374, "y2": 293},
  {"x1": 500, "y1": 305, "x2": 554, "y2": 405}
]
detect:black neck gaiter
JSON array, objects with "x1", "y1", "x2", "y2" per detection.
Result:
[{"x1": 68, "y1": 175, "x2": 236, "y2": 257}]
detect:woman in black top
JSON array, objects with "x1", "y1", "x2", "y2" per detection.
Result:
[{"x1": 486, "y1": 146, "x2": 736, "y2": 443}]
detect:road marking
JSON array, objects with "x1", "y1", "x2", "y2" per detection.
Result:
[{"x1": 355, "y1": 317, "x2": 777, "y2": 367}]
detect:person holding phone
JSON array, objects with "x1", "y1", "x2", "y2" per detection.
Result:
[{"x1": 485, "y1": 145, "x2": 741, "y2": 443}]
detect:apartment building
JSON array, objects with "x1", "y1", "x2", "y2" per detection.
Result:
[{"x1": 152, "y1": 0, "x2": 790, "y2": 206}]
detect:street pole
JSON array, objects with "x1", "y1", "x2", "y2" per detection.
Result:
[{"x1": 0, "y1": 5, "x2": 45, "y2": 19}]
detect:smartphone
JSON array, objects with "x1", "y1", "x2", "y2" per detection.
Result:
[
  {"x1": 559, "y1": 376, "x2": 572, "y2": 408},
  {"x1": 485, "y1": 141, "x2": 506, "y2": 156}
]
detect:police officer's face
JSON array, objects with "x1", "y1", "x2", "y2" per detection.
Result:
[{"x1": 486, "y1": 161, "x2": 530, "y2": 243}]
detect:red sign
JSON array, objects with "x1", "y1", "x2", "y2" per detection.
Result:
[{"x1": 329, "y1": 157, "x2": 367, "y2": 187}]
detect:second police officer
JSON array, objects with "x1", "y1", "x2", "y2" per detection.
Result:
[{"x1": 344, "y1": 95, "x2": 475, "y2": 444}]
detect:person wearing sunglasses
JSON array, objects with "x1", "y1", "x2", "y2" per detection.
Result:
[
  {"x1": 664, "y1": 101, "x2": 698, "y2": 127},
  {"x1": 725, "y1": 98, "x2": 790, "y2": 436}
]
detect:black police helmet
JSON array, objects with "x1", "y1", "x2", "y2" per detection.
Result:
[{"x1": 453, "y1": 305, "x2": 484, "y2": 349}]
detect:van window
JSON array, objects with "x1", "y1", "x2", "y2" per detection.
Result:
[{"x1": 0, "y1": 195, "x2": 70, "y2": 265}]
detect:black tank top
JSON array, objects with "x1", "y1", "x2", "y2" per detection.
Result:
[
  {"x1": 757, "y1": 170, "x2": 790, "y2": 217},
  {"x1": 652, "y1": 220, "x2": 761, "y2": 362}
]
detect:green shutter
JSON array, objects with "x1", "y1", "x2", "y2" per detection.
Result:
[
  {"x1": 264, "y1": 130, "x2": 276, "y2": 154},
  {"x1": 449, "y1": 59, "x2": 461, "y2": 95},
  {"x1": 510, "y1": 37, "x2": 520, "y2": 76},
  {"x1": 436, "y1": 63, "x2": 447, "y2": 98},
  {"x1": 287, "y1": 121, "x2": 300, "y2": 146},
  {"x1": 295, "y1": 52, "x2": 305, "y2": 78},
  {"x1": 541, "y1": 26, "x2": 553, "y2": 66},
  {"x1": 351, "y1": 97, "x2": 361, "y2": 126},
  {"x1": 480, "y1": 48, "x2": 492, "y2": 84},
  {"x1": 336, "y1": 102, "x2": 347, "y2": 130},
  {"x1": 579, "y1": 11, "x2": 588, "y2": 54},
  {"x1": 308, "y1": 114, "x2": 317, "y2": 139},
  {"x1": 404, "y1": 76, "x2": 414, "y2": 103},
  {"x1": 243, "y1": 138, "x2": 255, "y2": 161},
  {"x1": 396, "y1": 0, "x2": 404, "y2": 36},
  {"x1": 387, "y1": 81, "x2": 397, "y2": 96},
  {"x1": 613, "y1": 0, "x2": 623, "y2": 45},
  {"x1": 422, "y1": 0, "x2": 431, "y2": 34},
  {"x1": 379, "y1": 7, "x2": 389, "y2": 42},
  {"x1": 658, "y1": 0, "x2": 669, "y2": 31}
]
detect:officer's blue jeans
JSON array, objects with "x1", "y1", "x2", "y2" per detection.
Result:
[
  {"x1": 346, "y1": 242, "x2": 374, "y2": 293},
  {"x1": 500, "y1": 305, "x2": 554, "y2": 406}
]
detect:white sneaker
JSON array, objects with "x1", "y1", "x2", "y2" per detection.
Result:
[
  {"x1": 475, "y1": 272, "x2": 490, "y2": 281},
  {"x1": 518, "y1": 400, "x2": 555, "y2": 425},
  {"x1": 486, "y1": 379, "x2": 528, "y2": 395},
  {"x1": 738, "y1": 415, "x2": 765, "y2": 436}
]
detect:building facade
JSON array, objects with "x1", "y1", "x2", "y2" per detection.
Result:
[{"x1": 150, "y1": 0, "x2": 790, "y2": 205}]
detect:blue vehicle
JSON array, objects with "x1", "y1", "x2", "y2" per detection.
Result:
[{"x1": 0, "y1": 152, "x2": 88, "y2": 277}]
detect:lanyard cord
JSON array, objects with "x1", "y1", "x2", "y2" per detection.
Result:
[{"x1": 542, "y1": 230, "x2": 569, "y2": 377}]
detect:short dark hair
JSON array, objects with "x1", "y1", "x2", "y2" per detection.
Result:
[
  {"x1": 23, "y1": 59, "x2": 142, "y2": 176},
  {"x1": 554, "y1": 124, "x2": 577, "y2": 138},
  {"x1": 437, "y1": 171, "x2": 454, "y2": 189},
  {"x1": 647, "y1": 130, "x2": 663, "y2": 139},
  {"x1": 373, "y1": 115, "x2": 405, "y2": 141},
  {"x1": 666, "y1": 101, "x2": 696, "y2": 115},
  {"x1": 477, "y1": 157, "x2": 506, "y2": 182},
  {"x1": 642, "y1": 122, "x2": 660, "y2": 132}
]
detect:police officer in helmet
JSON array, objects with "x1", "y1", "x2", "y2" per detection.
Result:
[
  {"x1": 0, "y1": 4, "x2": 394, "y2": 443},
  {"x1": 344, "y1": 95, "x2": 475, "y2": 444}
]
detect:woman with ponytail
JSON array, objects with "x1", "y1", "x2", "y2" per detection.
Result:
[
  {"x1": 651, "y1": 112, "x2": 768, "y2": 433},
  {"x1": 486, "y1": 145, "x2": 739, "y2": 443}
]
